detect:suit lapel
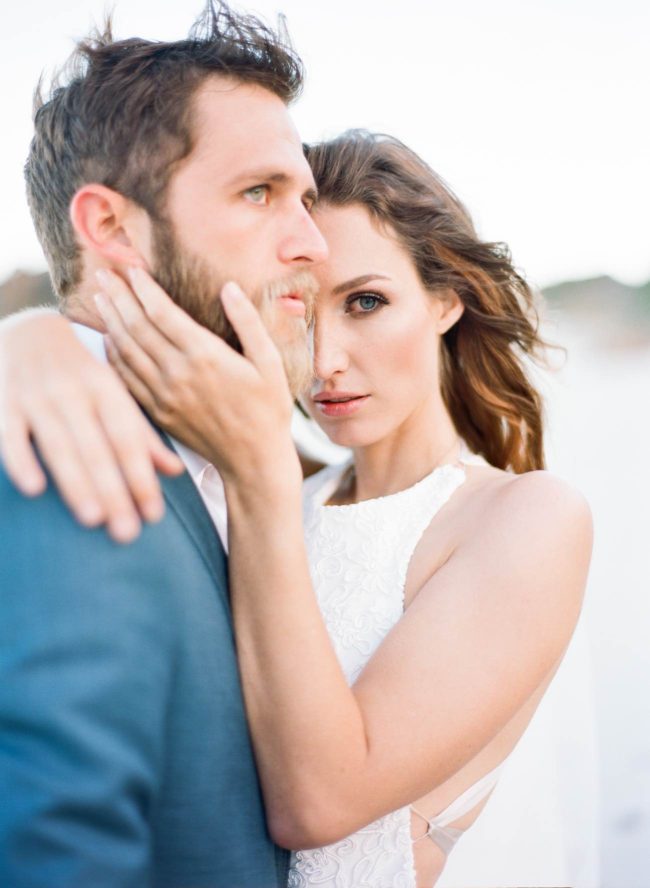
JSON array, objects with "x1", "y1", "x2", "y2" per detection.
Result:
[
  {"x1": 153, "y1": 426, "x2": 229, "y2": 606},
  {"x1": 152, "y1": 424, "x2": 291, "y2": 886}
]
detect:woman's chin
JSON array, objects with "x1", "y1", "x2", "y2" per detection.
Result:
[{"x1": 317, "y1": 422, "x2": 382, "y2": 451}]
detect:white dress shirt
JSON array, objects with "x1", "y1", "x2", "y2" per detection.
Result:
[
  {"x1": 72, "y1": 324, "x2": 229, "y2": 550},
  {"x1": 169, "y1": 439, "x2": 229, "y2": 550}
]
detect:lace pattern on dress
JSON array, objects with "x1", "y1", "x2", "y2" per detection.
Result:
[{"x1": 288, "y1": 461, "x2": 467, "y2": 887}]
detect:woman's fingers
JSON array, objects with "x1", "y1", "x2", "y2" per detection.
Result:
[
  {"x1": 145, "y1": 424, "x2": 185, "y2": 477},
  {"x1": 220, "y1": 282, "x2": 284, "y2": 380},
  {"x1": 124, "y1": 267, "x2": 240, "y2": 375},
  {"x1": 97, "y1": 270, "x2": 240, "y2": 390},
  {"x1": 0, "y1": 307, "x2": 183, "y2": 539},
  {"x1": 94, "y1": 384, "x2": 183, "y2": 525},
  {"x1": 105, "y1": 333, "x2": 198, "y2": 457},
  {"x1": 96, "y1": 268, "x2": 182, "y2": 372},
  {"x1": 94, "y1": 287, "x2": 163, "y2": 389},
  {"x1": 104, "y1": 336, "x2": 164, "y2": 418},
  {"x1": 64, "y1": 408, "x2": 144, "y2": 542},
  {"x1": 43, "y1": 361, "x2": 182, "y2": 538},
  {"x1": 126, "y1": 266, "x2": 207, "y2": 353},
  {"x1": 28, "y1": 400, "x2": 141, "y2": 541},
  {"x1": 0, "y1": 406, "x2": 47, "y2": 496}
]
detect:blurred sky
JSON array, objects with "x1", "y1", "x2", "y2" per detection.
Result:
[{"x1": 0, "y1": 0, "x2": 648, "y2": 289}]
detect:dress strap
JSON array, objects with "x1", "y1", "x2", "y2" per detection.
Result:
[
  {"x1": 411, "y1": 761, "x2": 503, "y2": 852},
  {"x1": 412, "y1": 821, "x2": 464, "y2": 855}
]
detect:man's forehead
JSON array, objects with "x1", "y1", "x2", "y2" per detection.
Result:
[{"x1": 190, "y1": 77, "x2": 313, "y2": 187}]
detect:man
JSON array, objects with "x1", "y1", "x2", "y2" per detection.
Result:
[{"x1": 0, "y1": 2, "x2": 327, "y2": 885}]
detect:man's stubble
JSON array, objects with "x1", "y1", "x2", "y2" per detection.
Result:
[{"x1": 150, "y1": 214, "x2": 316, "y2": 398}]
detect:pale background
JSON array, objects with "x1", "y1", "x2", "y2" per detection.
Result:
[
  {"x1": 1, "y1": 2, "x2": 649, "y2": 885},
  {"x1": 1, "y1": 0, "x2": 649, "y2": 287}
]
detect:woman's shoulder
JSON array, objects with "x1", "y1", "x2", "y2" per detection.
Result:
[
  {"x1": 420, "y1": 468, "x2": 594, "y2": 647},
  {"x1": 462, "y1": 463, "x2": 591, "y2": 525},
  {"x1": 457, "y1": 468, "x2": 593, "y2": 600},
  {"x1": 491, "y1": 469, "x2": 592, "y2": 532}
]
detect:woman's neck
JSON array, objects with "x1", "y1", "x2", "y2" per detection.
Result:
[{"x1": 347, "y1": 403, "x2": 461, "y2": 504}]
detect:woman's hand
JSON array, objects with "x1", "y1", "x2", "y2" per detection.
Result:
[
  {"x1": 95, "y1": 267, "x2": 302, "y2": 492},
  {"x1": 0, "y1": 309, "x2": 184, "y2": 542}
]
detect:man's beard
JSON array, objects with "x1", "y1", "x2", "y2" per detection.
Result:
[{"x1": 150, "y1": 216, "x2": 316, "y2": 398}]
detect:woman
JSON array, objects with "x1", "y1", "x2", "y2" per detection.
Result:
[{"x1": 0, "y1": 131, "x2": 592, "y2": 886}]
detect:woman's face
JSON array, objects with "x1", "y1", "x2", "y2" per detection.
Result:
[{"x1": 306, "y1": 203, "x2": 463, "y2": 449}]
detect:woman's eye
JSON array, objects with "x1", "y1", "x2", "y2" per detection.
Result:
[
  {"x1": 346, "y1": 292, "x2": 387, "y2": 314},
  {"x1": 358, "y1": 295, "x2": 379, "y2": 311},
  {"x1": 245, "y1": 185, "x2": 269, "y2": 205}
]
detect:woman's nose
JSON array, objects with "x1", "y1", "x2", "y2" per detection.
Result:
[{"x1": 312, "y1": 324, "x2": 349, "y2": 380}]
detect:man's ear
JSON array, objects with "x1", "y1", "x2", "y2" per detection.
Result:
[
  {"x1": 435, "y1": 288, "x2": 465, "y2": 335},
  {"x1": 69, "y1": 183, "x2": 149, "y2": 269}
]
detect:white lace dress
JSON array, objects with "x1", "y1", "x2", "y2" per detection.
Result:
[{"x1": 288, "y1": 456, "x2": 472, "y2": 888}]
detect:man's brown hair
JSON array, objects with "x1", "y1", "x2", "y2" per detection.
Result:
[
  {"x1": 25, "y1": 1, "x2": 303, "y2": 299},
  {"x1": 305, "y1": 130, "x2": 550, "y2": 474}
]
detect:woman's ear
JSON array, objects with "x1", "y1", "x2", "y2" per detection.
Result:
[
  {"x1": 69, "y1": 184, "x2": 149, "y2": 269},
  {"x1": 436, "y1": 288, "x2": 465, "y2": 334}
]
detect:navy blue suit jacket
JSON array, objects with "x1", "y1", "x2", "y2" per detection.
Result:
[{"x1": 0, "y1": 441, "x2": 289, "y2": 887}]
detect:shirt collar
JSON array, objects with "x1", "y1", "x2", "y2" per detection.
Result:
[
  {"x1": 72, "y1": 322, "x2": 107, "y2": 362},
  {"x1": 169, "y1": 438, "x2": 213, "y2": 487}
]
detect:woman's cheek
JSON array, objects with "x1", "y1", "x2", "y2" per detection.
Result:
[{"x1": 388, "y1": 320, "x2": 436, "y2": 377}]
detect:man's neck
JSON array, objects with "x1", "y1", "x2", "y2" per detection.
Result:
[{"x1": 63, "y1": 287, "x2": 107, "y2": 333}]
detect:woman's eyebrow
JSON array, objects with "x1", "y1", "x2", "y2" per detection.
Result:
[{"x1": 332, "y1": 274, "x2": 390, "y2": 296}]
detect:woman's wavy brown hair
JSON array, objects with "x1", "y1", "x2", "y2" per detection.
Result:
[{"x1": 304, "y1": 130, "x2": 550, "y2": 473}]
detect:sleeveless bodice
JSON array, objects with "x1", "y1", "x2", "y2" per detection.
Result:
[{"x1": 288, "y1": 457, "x2": 468, "y2": 888}]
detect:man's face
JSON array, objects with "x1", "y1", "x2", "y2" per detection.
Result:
[{"x1": 149, "y1": 77, "x2": 328, "y2": 396}]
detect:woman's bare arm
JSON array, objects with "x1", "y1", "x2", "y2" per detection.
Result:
[
  {"x1": 0, "y1": 308, "x2": 182, "y2": 542},
  {"x1": 91, "y1": 273, "x2": 593, "y2": 850},
  {"x1": 226, "y1": 462, "x2": 592, "y2": 849}
]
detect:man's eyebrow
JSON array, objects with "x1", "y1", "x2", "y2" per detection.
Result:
[
  {"x1": 227, "y1": 169, "x2": 288, "y2": 186},
  {"x1": 332, "y1": 274, "x2": 391, "y2": 296}
]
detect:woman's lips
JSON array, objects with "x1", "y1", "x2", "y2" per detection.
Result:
[
  {"x1": 313, "y1": 395, "x2": 370, "y2": 418},
  {"x1": 277, "y1": 294, "x2": 306, "y2": 317}
]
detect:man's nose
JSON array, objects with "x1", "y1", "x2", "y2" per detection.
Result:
[{"x1": 278, "y1": 205, "x2": 329, "y2": 266}]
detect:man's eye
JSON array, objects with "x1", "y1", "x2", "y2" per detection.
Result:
[
  {"x1": 346, "y1": 292, "x2": 388, "y2": 314},
  {"x1": 245, "y1": 185, "x2": 269, "y2": 204}
]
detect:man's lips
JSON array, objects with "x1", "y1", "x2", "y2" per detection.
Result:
[
  {"x1": 277, "y1": 292, "x2": 306, "y2": 317},
  {"x1": 312, "y1": 392, "x2": 370, "y2": 418}
]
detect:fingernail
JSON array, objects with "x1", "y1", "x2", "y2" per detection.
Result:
[
  {"x1": 94, "y1": 292, "x2": 108, "y2": 313},
  {"x1": 127, "y1": 266, "x2": 142, "y2": 282},
  {"x1": 95, "y1": 269, "x2": 111, "y2": 285}
]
